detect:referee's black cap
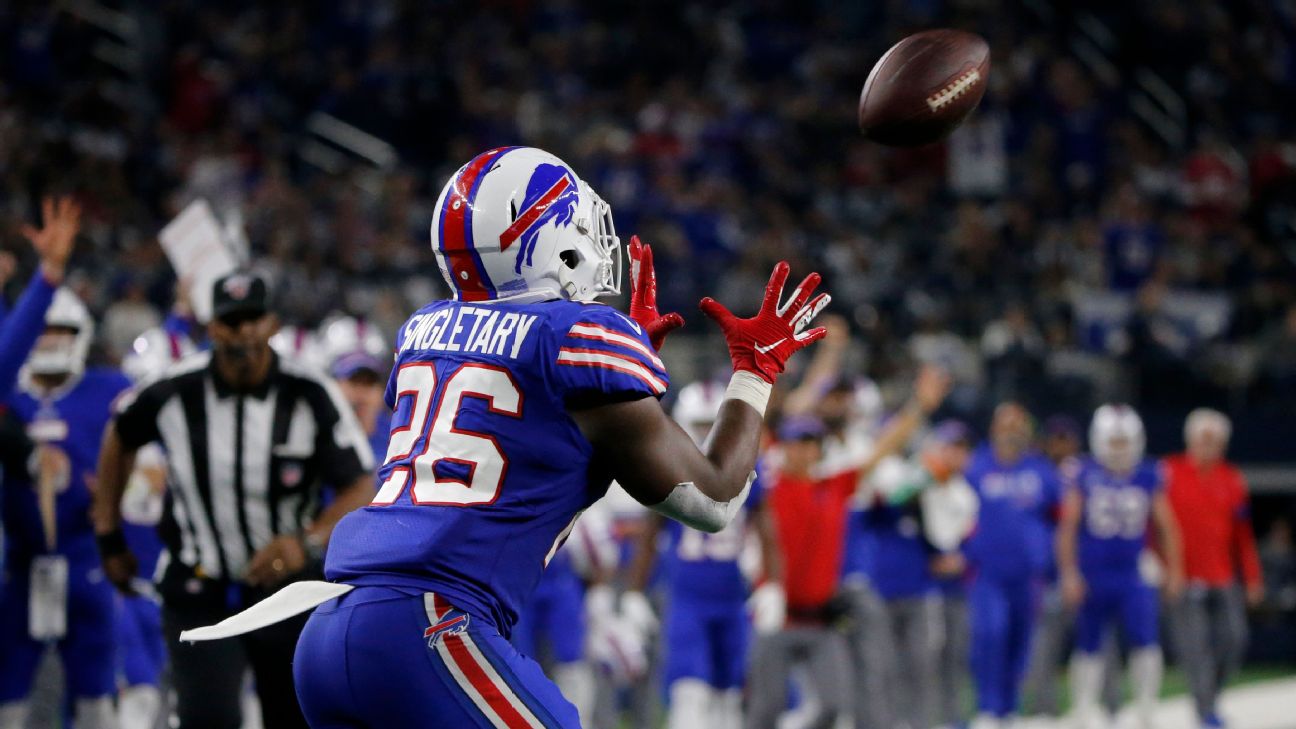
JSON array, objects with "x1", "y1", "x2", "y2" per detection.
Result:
[{"x1": 212, "y1": 271, "x2": 271, "y2": 321}]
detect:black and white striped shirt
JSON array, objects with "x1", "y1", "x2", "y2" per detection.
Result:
[{"x1": 114, "y1": 351, "x2": 374, "y2": 583}]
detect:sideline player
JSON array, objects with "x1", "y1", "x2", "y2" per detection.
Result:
[
  {"x1": 625, "y1": 380, "x2": 783, "y2": 729},
  {"x1": 181, "y1": 147, "x2": 829, "y2": 728},
  {"x1": 512, "y1": 508, "x2": 621, "y2": 723},
  {"x1": 963, "y1": 402, "x2": 1061, "y2": 728},
  {"x1": 0, "y1": 288, "x2": 130, "y2": 729},
  {"x1": 748, "y1": 366, "x2": 950, "y2": 729},
  {"x1": 317, "y1": 315, "x2": 392, "y2": 460},
  {"x1": 114, "y1": 327, "x2": 195, "y2": 729},
  {"x1": 1057, "y1": 404, "x2": 1184, "y2": 729},
  {"x1": 861, "y1": 420, "x2": 976, "y2": 729}
]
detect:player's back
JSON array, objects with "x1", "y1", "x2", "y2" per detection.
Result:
[
  {"x1": 326, "y1": 296, "x2": 669, "y2": 635},
  {"x1": 1074, "y1": 456, "x2": 1160, "y2": 575}
]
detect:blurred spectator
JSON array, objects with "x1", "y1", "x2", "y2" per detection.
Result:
[
  {"x1": 1260, "y1": 517, "x2": 1295, "y2": 612},
  {"x1": 981, "y1": 302, "x2": 1046, "y2": 405},
  {"x1": 1041, "y1": 415, "x2": 1082, "y2": 466},
  {"x1": 0, "y1": 0, "x2": 1292, "y2": 454},
  {"x1": 102, "y1": 280, "x2": 162, "y2": 359}
]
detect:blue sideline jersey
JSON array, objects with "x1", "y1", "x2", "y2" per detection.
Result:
[
  {"x1": 1072, "y1": 456, "x2": 1162, "y2": 576},
  {"x1": 862, "y1": 460, "x2": 940, "y2": 600},
  {"x1": 326, "y1": 298, "x2": 669, "y2": 636},
  {"x1": 963, "y1": 445, "x2": 1060, "y2": 582},
  {"x1": 4, "y1": 369, "x2": 131, "y2": 562},
  {"x1": 659, "y1": 469, "x2": 764, "y2": 604}
]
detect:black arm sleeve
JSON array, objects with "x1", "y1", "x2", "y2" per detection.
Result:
[
  {"x1": 0, "y1": 406, "x2": 32, "y2": 476},
  {"x1": 114, "y1": 379, "x2": 172, "y2": 450}
]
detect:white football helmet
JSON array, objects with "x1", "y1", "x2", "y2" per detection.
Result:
[
  {"x1": 25, "y1": 287, "x2": 94, "y2": 378},
  {"x1": 673, "y1": 380, "x2": 726, "y2": 444},
  {"x1": 430, "y1": 146, "x2": 620, "y2": 303},
  {"x1": 269, "y1": 324, "x2": 327, "y2": 370},
  {"x1": 1089, "y1": 403, "x2": 1146, "y2": 474},
  {"x1": 317, "y1": 314, "x2": 387, "y2": 364},
  {"x1": 123, "y1": 327, "x2": 197, "y2": 383}
]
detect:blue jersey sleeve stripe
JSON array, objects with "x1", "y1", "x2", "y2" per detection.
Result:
[
  {"x1": 556, "y1": 347, "x2": 667, "y2": 394},
  {"x1": 566, "y1": 322, "x2": 664, "y2": 370}
]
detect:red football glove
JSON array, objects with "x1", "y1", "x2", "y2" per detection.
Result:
[
  {"x1": 628, "y1": 236, "x2": 685, "y2": 350},
  {"x1": 699, "y1": 262, "x2": 830, "y2": 383}
]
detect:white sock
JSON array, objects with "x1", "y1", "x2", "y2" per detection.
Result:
[
  {"x1": 554, "y1": 662, "x2": 596, "y2": 723},
  {"x1": 1070, "y1": 653, "x2": 1106, "y2": 728},
  {"x1": 668, "y1": 678, "x2": 714, "y2": 729},
  {"x1": 74, "y1": 696, "x2": 119, "y2": 729},
  {"x1": 0, "y1": 702, "x2": 29, "y2": 729},
  {"x1": 969, "y1": 714, "x2": 1002, "y2": 729},
  {"x1": 119, "y1": 685, "x2": 162, "y2": 729},
  {"x1": 1129, "y1": 646, "x2": 1163, "y2": 726},
  {"x1": 713, "y1": 688, "x2": 742, "y2": 729}
]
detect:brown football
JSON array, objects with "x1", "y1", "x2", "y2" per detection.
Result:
[{"x1": 858, "y1": 29, "x2": 990, "y2": 147}]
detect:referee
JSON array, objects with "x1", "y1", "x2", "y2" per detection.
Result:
[{"x1": 92, "y1": 271, "x2": 375, "y2": 729}]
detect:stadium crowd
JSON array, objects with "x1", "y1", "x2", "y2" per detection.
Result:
[
  {"x1": 2, "y1": 0, "x2": 1296, "y2": 432},
  {"x1": 2, "y1": 1, "x2": 1295, "y2": 729}
]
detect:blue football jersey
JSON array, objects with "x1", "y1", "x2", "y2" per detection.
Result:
[
  {"x1": 3, "y1": 369, "x2": 131, "y2": 563},
  {"x1": 1073, "y1": 456, "x2": 1162, "y2": 575},
  {"x1": 963, "y1": 445, "x2": 1060, "y2": 582},
  {"x1": 660, "y1": 471, "x2": 763, "y2": 604},
  {"x1": 326, "y1": 298, "x2": 669, "y2": 636}
]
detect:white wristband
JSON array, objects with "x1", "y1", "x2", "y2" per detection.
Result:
[{"x1": 724, "y1": 370, "x2": 772, "y2": 417}]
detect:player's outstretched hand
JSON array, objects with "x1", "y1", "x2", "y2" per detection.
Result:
[
  {"x1": 21, "y1": 196, "x2": 81, "y2": 285},
  {"x1": 699, "y1": 261, "x2": 830, "y2": 383},
  {"x1": 627, "y1": 235, "x2": 684, "y2": 350}
]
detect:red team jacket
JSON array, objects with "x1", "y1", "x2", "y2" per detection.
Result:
[
  {"x1": 768, "y1": 470, "x2": 859, "y2": 619},
  {"x1": 1162, "y1": 453, "x2": 1262, "y2": 590}
]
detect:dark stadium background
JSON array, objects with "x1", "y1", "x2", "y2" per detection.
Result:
[{"x1": 2, "y1": 0, "x2": 1295, "y2": 718}]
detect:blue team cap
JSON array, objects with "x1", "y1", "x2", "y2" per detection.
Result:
[
  {"x1": 929, "y1": 418, "x2": 972, "y2": 446},
  {"x1": 331, "y1": 350, "x2": 386, "y2": 380},
  {"x1": 778, "y1": 415, "x2": 827, "y2": 442}
]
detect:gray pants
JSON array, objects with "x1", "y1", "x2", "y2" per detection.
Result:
[
  {"x1": 883, "y1": 596, "x2": 943, "y2": 729},
  {"x1": 847, "y1": 586, "x2": 941, "y2": 729},
  {"x1": 936, "y1": 595, "x2": 969, "y2": 728},
  {"x1": 1171, "y1": 586, "x2": 1248, "y2": 721},
  {"x1": 845, "y1": 583, "x2": 888, "y2": 729},
  {"x1": 746, "y1": 625, "x2": 853, "y2": 729}
]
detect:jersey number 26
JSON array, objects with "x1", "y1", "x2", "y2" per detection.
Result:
[{"x1": 371, "y1": 363, "x2": 522, "y2": 507}]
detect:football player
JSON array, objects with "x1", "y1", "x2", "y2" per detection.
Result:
[
  {"x1": 181, "y1": 146, "x2": 830, "y2": 729},
  {"x1": 1057, "y1": 404, "x2": 1184, "y2": 729},
  {"x1": 317, "y1": 315, "x2": 393, "y2": 461},
  {"x1": 0, "y1": 222, "x2": 131, "y2": 729},
  {"x1": 859, "y1": 420, "x2": 976, "y2": 729},
  {"x1": 114, "y1": 327, "x2": 196, "y2": 729},
  {"x1": 625, "y1": 379, "x2": 783, "y2": 729},
  {"x1": 962, "y1": 402, "x2": 1061, "y2": 729}
]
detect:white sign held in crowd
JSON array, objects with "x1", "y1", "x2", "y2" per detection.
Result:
[{"x1": 159, "y1": 199, "x2": 240, "y2": 323}]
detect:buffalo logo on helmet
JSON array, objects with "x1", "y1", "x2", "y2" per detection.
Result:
[{"x1": 498, "y1": 163, "x2": 580, "y2": 274}]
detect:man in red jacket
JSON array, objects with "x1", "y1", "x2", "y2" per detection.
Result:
[{"x1": 1163, "y1": 408, "x2": 1263, "y2": 729}]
